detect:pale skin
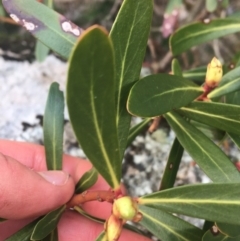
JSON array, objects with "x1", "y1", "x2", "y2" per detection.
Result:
[{"x1": 0, "y1": 140, "x2": 151, "y2": 241}]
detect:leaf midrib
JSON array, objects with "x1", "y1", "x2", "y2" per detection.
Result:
[{"x1": 89, "y1": 69, "x2": 119, "y2": 188}]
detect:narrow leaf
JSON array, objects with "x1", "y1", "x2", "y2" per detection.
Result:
[
  {"x1": 139, "y1": 183, "x2": 240, "y2": 225},
  {"x1": 165, "y1": 0, "x2": 182, "y2": 14},
  {"x1": 182, "y1": 66, "x2": 206, "y2": 83},
  {"x1": 0, "y1": 3, "x2": 5, "y2": 16},
  {"x1": 216, "y1": 222, "x2": 240, "y2": 237},
  {"x1": 41, "y1": 228, "x2": 58, "y2": 241},
  {"x1": 43, "y1": 0, "x2": 53, "y2": 9},
  {"x1": 95, "y1": 231, "x2": 107, "y2": 241},
  {"x1": 6, "y1": 219, "x2": 39, "y2": 241},
  {"x1": 208, "y1": 66, "x2": 240, "y2": 99},
  {"x1": 203, "y1": 221, "x2": 214, "y2": 233},
  {"x1": 31, "y1": 205, "x2": 65, "y2": 240},
  {"x1": 177, "y1": 102, "x2": 240, "y2": 135},
  {"x1": 225, "y1": 90, "x2": 240, "y2": 106},
  {"x1": 160, "y1": 138, "x2": 184, "y2": 190},
  {"x1": 164, "y1": 59, "x2": 187, "y2": 193},
  {"x1": 2, "y1": 0, "x2": 82, "y2": 59},
  {"x1": 127, "y1": 74, "x2": 203, "y2": 118},
  {"x1": 202, "y1": 228, "x2": 240, "y2": 241},
  {"x1": 228, "y1": 133, "x2": 240, "y2": 149},
  {"x1": 139, "y1": 205, "x2": 203, "y2": 241},
  {"x1": 34, "y1": 0, "x2": 52, "y2": 62},
  {"x1": 127, "y1": 118, "x2": 151, "y2": 147},
  {"x1": 43, "y1": 82, "x2": 64, "y2": 171},
  {"x1": 170, "y1": 18, "x2": 240, "y2": 56},
  {"x1": 110, "y1": 0, "x2": 153, "y2": 157},
  {"x1": 191, "y1": 120, "x2": 225, "y2": 141},
  {"x1": 172, "y1": 58, "x2": 182, "y2": 76},
  {"x1": 74, "y1": 206, "x2": 104, "y2": 224},
  {"x1": 165, "y1": 112, "x2": 240, "y2": 182},
  {"x1": 75, "y1": 167, "x2": 98, "y2": 194},
  {"x1": 206, "y1": 0, "x2": 218, "y2": 12},
  {"x1": 35, "y1": 40, "x2": 50, "y2": 62},
  {"x1": 67, "y1": 26, "x2": 121, "y2": 189}
]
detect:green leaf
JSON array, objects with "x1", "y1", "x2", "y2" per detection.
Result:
[
  {"x1": 202, "y1": 228, "x2": 240, "y2": 241},
  {"x1": 126, "y1": 118, "x2": 151, "y2": 147},
  {"x1": 127, "y1": 74, "x2": 203, "y2": 118},
  {"x1": 165, "y1": 0, "x2": 183, "y2": 14},
  {"x1": 221, "y1": 0, "x2": 229, "y2": 8},
  {"x1": 208, "y1": 66, "x2": 240, "y2": 99},
  {"x1": 176, "y1": 102, "x2": 240, "y2": 135},
  {"x1": 95, "y1": 231, "x2": 107, "y2": 241},
  {"x1": 160, "y1": 138, "x2": 184, "y2": 190},
  {"x1": 139, "y1": 205, "x2": 203, "y2": 241},
  {"x1": 2, "y1": 0, "x2": 82, "y2": 59},
  {"x1": 75, "y1": 167, "x2": 98, "y2": 194},
  {"x1": 67, "y1": 26, "x2": 121, "y2": 189},
  {"x1": 43, "y1": 0, "x2": 53, "y2": 9},
  {"x1": 225, "y1": 90, "x2": 240, "y2": 145},
  {"x1": 35, "y1": 40, "x2": 50, "y2": 62},
  {"x1": 110, "y1": 0, "x2": 153, "y2": 157},
  {"x1": 216, "y1": 222, "x2": 240, "y2": 237},
  {"x1": 191, "y1": 120, "x2": 226, "y2": 142},
  {"x1": 225, "y1": 90, "x2": 240, "y2": 105},
  {"x1": 6, "y1": 219, "x2": 39, "y2": 241},
  {"x1": 182, "y1": 66, "x2": 206, "y2": 83},
  {"x1": 43, "y1": 82, "x2": 64, "y2": 171},
  {"x1": 203, "y1": 221, "x2": 215, "y2": 233},
  {"x1": 74, "y1": 206, "x2": 105, "y2": 224},
  {"x1": 170, "y1": 18, "x2": 240, "y2": 56},
  {"x1": 0, "y1": 3, "x2": 5, "y2": 16},
  {"x1": 172, "y1": 58, "x2": 182, "y2": 77},
  {"x1": 34, "y1": 0, "x2": 52, "y2": 62},
  {"x1": 206, "y1": 0, "x2": 218, "y2": 12},
  {"x1": 31, "y1": 205, "x2": 65, "y2": 240},
  {"x1": 139, "y1": 183, "x2": 240, "y2": 225},
  {"x1": 228, "y1": 133, "x2": 240, "y2": 149},
  {"x1": 165, "y1": 112, "x2": 240, "y2": 182},
  {"x1": 41, "y1": 228, "x2": 58, "y2": 241}
]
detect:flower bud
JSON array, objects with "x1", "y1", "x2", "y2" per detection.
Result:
[
  {"x1": 104, "y1": 214, "x2": 123, "y2": 241},
  {"x1": 112, "y1": 196, "x2": 138, "y2": 221},
  {"x1": 205, "y1": 57, "x2": 222, "y2": 87}
]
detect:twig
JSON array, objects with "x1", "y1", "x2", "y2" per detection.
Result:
[
  {"x1": 67, "y1": 190, "x2": 118, "y2": 208},
  {"x1": 0, "y1": 16, "x2": 19, "y2": 25}
]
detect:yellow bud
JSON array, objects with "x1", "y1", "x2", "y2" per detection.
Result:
[
  {"x1": 112, "y1": 196, "x2": 138, "y2": 221},
  {"x1": 105, "y1": 214, "x2": 123, "y2": 241},
  {"x1": 205, "y1": 57, "x2": 222, "y2": 87}
]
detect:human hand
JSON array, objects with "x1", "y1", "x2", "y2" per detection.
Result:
[{"x1": 0, "y1": 140, "x2": 151, "y2": 241}]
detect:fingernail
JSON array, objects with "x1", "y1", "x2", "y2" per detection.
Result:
[{"x1": 38, "y1": 171, "x2": 69, "y2": 186}]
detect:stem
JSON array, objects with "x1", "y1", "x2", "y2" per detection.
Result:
[
  {"x1": 67, "y1": 190, "x2": 118, "y2": 208},
  {"x1": 0, "y1": 16, "x2": 19, "y2": 25},
  {"x1": 196, "y1": 83, "x2": 215, "y2": 101}
]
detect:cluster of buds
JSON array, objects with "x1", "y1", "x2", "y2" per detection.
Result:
[{"x1": 104, "y1": 196, "x2": 142, "y2": 241}]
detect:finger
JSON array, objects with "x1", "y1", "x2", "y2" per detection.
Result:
[
  {"x1": 58, "y1": 211, "x2": 152, "y2": 241},
  {"x1": 0, "y1": 140, "x2": 106, "y2": 185},
  {"x1": 0, "y1": 218, "x2": 33, "y2": 241},
  {"x1": 0, "y1": 140, "x2": 113, "y2": 219},
  {"x1": 0, "y1": 153, "x2": 75, "y2": 219}
]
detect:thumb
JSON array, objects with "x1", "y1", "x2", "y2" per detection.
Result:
[{"x1": 0, "y1": 153, "x2": 75, "y2": 219}]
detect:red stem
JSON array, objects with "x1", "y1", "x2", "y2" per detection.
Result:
[{"x1": 67, "y1": 190, "x2": 118, "y2": 208}]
